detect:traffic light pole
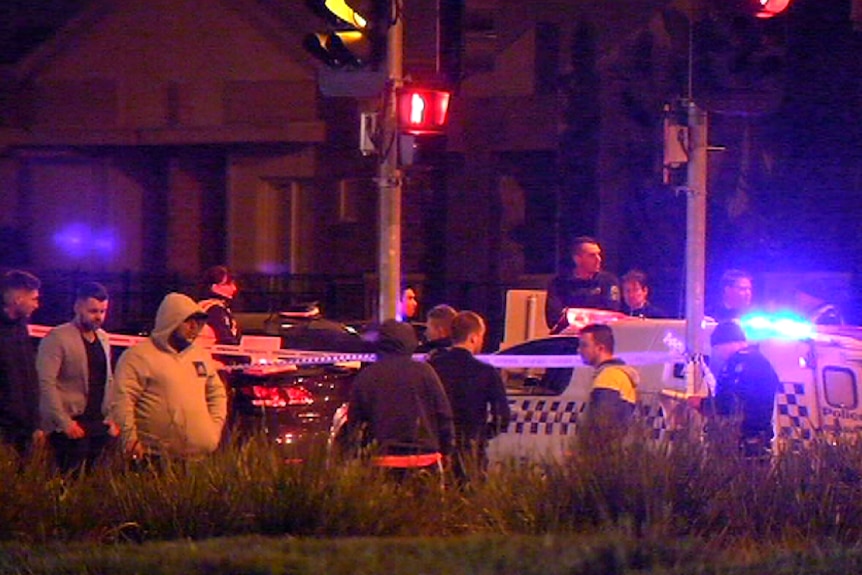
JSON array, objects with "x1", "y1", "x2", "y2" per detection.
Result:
[
  {"x1": 685, "y1": 100, "x2": 708, "y2": 392},
  {"x1": 377, "y1": 6, "x2": 404, "y2": 322}
]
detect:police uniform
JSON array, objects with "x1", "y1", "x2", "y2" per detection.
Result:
[
  {"x1": 545, "y1": 271, "x2": 621, "y2": 330},
  {"x1": 712, "y1": 346, "x2": 780, "y2": 454}
]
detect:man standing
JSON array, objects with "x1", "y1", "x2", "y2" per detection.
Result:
[
  {"x1": 113, "y1": 292, "x2": 227, "y2": 460},
  {"x1": 429, "y1": 311, "x2": 510, "y2": 480},
  {"x1": 38, "y1": 282, "x2": 118, "y2": 472},
  {"x1": 347, "y1": 319, "x2": 453, "y2": 473},
  {"x1": 707, "y1": 321, "x2": 780, "y2": 457},
  {"x1": 416, "y1": 304, "x2": 457, "y2": 355},
  {"x1": 0, "y1": 270, "x2": 43, "y2": 456},
  {"x1": 708, "y1": 269, "x2": 753, "y2": 322},
  {"x1": 545, "y1": 236, "x2": 621, "y2": 332},
  {"x1": 577, "y1": 323, "x2": 639, "y2": 430},
  {"x1": 198, "y1": 265, "x2": 241, "y2": 346}
]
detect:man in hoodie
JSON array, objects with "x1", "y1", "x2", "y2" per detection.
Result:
[
  {"x1": 113, "y1": 292, "x2": 227, "y2": 460},
  {"x1": 37, "y1": 281, "x2": 118, "y2": 472},
  {"x1": 577, "y1": 323, "x2": 639, "y2": 430},
  {"x1": 0, "y1": 270, "x2": 43, "y2": 456},
  {"x1": 347, "y1": 319, "x2": 454, "y2": 473}
]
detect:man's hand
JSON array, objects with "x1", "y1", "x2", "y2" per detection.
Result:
[
  {"x1": 126, "y1": 439, "x2": 145, "y2": 460},
  {"x1": 31, "y1": 429, "x2": 46, "y2": 449},
  {"x1": 65, "y1": 421, "x2": 86, "y2": 439},
  {"x1": 104, "y1": 420, "x2": 120, "y2": 437}
]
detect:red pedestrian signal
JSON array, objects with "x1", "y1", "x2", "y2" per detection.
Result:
[
  {"x1": 397, "y1": 88, "x2": 451, "y2": 135},
  {"x1": 755, "y1": 0, "x2": 791, "y2": 18}
]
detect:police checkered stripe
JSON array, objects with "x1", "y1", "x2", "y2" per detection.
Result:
[
  {"x1": 776, "y1": 381, "x2": 814, "y2": 443},
  {"x1": 506, "y1": 399, "x2": 585, "y2": 436},
  {"x1": 503, "y1": 398, "x2": 667, "y2": 437}
]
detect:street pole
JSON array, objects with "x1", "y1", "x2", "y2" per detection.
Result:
[
  {"x1": 377, "y1": 4, "x2": 404, "y2": 322},
  {"x1": 685, "y1": 100, "x2": 708, "y2": 390}
]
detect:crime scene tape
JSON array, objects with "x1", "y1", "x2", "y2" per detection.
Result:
[{"x1": 28, "y1": 325, "x2": 682, "y2": 371}]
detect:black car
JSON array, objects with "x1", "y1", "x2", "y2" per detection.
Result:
[{"x1": 226, "y1": 309, "x2": 373, "y2": 451}]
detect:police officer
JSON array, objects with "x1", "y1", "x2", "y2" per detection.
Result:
[
  {"x1": 707, "y1": 321, "x2": 780, "y2": 457},
  {"x1": 545, "y1": 237, "x2": 620, "y2": 332}
]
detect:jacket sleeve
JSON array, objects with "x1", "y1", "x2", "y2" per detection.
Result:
[
  {"x1": 545, "y1": 278, "x2": 565, "y2": 330},
  {"x1": 487, "y1": 368, "x2": 511, "y2": 437},
  {"x1": 99, "y1": 332, "x2": 115, "y2": 422},
  {"x1": 36, "y1": 330, "x2": 72, "y2": 432},
  {"x1": 205, "y1": 360, "x2": 228, "y2": 430},
  {"x1": 112, "y1": 350, "x2": 145, "y2": 447},
  {"x1": 428, "y1": 370, "x2": 454, "y2": 455}
]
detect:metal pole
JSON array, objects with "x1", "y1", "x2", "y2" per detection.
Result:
[
  {"x1": 685, "y1": 100, "x2": 708, "y2": 387},
  {"x1": 377, "y1": 2, "x2": 404, "y2": 322}
]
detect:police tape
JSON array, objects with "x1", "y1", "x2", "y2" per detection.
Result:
[{"x1": 27, "y1": 325, "x2": 681, "y2": 371}]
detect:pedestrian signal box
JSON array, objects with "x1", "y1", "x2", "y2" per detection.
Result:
[{"x1": 397, "y1": 88, "x2": 451, "y2": 135}]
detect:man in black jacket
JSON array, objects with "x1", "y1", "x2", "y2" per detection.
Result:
[
  {"x1": 545, "y1": 236, "x2": 621, "y2": 332},
  {"x1": 347, "y1": 320, "x2": 453, "y2": 473},
  {"x1": 0, "y1": 270, "x2": 44, "y2": 456},
  {"x1": 429, "y1": 311, "x2": 510, "y2": 481}
]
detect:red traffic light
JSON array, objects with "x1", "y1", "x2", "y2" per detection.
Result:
[
  {"x1": 397, "y1": 88, "x2": 451, "y2": 135},
  {"x1": 755, "y1": 0, "x2": 791, "y2": 18}
]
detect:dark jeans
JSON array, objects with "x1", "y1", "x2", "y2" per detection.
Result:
[{"x1": 49, "y1": 422, "x2": 117, "y2": 473}]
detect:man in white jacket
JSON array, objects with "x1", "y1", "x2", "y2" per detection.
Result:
[
  {"x1": 38, "y1": 282, "x2": 118, "y2": 472},
  {"x1": 113, "y1": 292, "x2": 226, "y2": 460}
]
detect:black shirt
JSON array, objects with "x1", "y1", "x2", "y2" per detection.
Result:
[
  {"x1": 712, "y1": 346, "x2": 780, "y2": 440},
  {"x1": 428, "y1": 347, "x2": 511, "y2": 443},
  {"x1": 0, "y1": 312, "x2": 39, "y2": 438},
  {"x1": 545, "y1": 271, "x2": 621, "y2": 329},
  {"x1": 79, "y1": 335, "x2": 108, "y2": 428}
]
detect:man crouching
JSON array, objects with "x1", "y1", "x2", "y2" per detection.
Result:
[{"x1": 113, "y1": 293, "x2": 227, "y2": 461}]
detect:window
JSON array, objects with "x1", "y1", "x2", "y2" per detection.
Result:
[{"x1": 823, "y1": 366, "x2": 858, "y2": 409}]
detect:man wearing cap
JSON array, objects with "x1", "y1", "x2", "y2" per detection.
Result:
[
  {"x1": 707, "y1": 321, "x2": 780, "y2": 457},
  {"x1": 112, "y1": 292, "x2": 227, "y2": 460}
]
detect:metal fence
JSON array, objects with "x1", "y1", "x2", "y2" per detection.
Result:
[{"x1": 28, "y1": 270, "x2": 521, "y2": 349}]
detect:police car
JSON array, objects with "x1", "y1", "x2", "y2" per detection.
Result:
[{"x1": 485, "y1": 290, "x2": 862, "y2": 463}]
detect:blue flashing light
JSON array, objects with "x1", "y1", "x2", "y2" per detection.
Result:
[
  {"x1": 739, "y1": 312, "x2": 813, "y2": 341},
  {"x1": 53, "y1": 223, "x2": 116, "y2": 258}
]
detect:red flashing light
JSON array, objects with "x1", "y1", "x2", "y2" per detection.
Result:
[
  {"x1": 756, "y1": 0, "x2": 790, "y2": 18},
  {"x1": 397, "y1": 88, "x2": 451, "y2": 135}
]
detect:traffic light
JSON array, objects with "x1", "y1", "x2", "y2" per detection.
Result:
[
  {"x1": 397, "y1": 88, "x2": 451, "y2": 135},
  {"x1": 304, "y1": 0, "x2": 387, "y2": 69}
]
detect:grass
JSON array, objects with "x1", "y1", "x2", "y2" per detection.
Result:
[{"x1": 2, "y1": 424, "x2": 862, "y2": 570}]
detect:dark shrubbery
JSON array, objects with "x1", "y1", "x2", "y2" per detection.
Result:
[{"x1": 2, "y1": 426, "x2": 862, "y2": 547}]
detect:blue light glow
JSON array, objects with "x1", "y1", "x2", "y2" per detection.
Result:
[
  {"x1": 739, "y1": 312, "x2": 814, "y2": 341},
  {"x1": 53, "y1": 223, "x2": 117, "y2": 259}
]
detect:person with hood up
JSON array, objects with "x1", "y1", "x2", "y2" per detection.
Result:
[
  {"x1": 577, "y1": 323, "x2": 639, "y2": 429},
  {"x1": 113, "y1": 292, "x2": 227, "y2": 460},
  {"x1": 347, "y1": 319, "x2": 454, "y2": 473}
]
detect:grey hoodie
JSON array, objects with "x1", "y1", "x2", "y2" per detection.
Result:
[{"x1": 112, "y1": 293, "x2": 226, "y2": 458}]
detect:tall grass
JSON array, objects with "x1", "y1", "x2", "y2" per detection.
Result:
[{"x1": 3, "y1": 425, "x2": 862, "y2": 546}]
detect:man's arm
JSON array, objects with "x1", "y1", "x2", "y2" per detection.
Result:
[
  {"x1": 545, "y1": 278, "x2": 566, "y2": 330},
  {"x1": 204, "y1": 360, "x2": 228, "y2": 430},
  {"x1": 427, "y1": 369, "x2": 454, "y2": 455},
  {"x1": 486, "y1": 368, "x2": 511, "y2": 437},
  {"x1": 36, "y1": 330, "x2": 78, "y2": 435},
  {"x1": 111, "y1": 351, "x2": 146, "y2": 455}
]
